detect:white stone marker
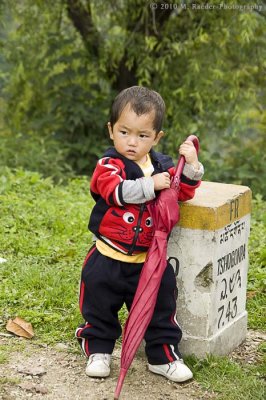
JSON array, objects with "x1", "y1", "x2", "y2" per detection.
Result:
[{"x1": 168, "y1": 181, "x2": 251, "y2": 357}]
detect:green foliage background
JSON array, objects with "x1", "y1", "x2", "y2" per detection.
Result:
[{"x1": 0, "y1": 0, "x2": 265, "y2": 195}]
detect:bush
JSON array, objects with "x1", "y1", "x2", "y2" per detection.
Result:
[{"x1": 0, "y1": 131, "x2": 73, "y2": 182}]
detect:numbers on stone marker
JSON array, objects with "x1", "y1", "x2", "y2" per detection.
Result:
[
  {"x1": 220, "y1": 278, "x2": 227, "y2": 300},
  {"x1": 217, "y1": 296, "x2": 238, "y2": 329},
  {"x1": 231, "y1": 296, "x2": 238, "y2": 319},
  {"x1": 226, "y1": 301, "x2": 231, "y2": 322},
  {"x1": 236, "y1": 270, "x2": 241, "y2": 288},
  {"x1": 220, "y1": 269, "x2": 241, "y2": 301},
  {"x1": 218, "y1": 305, "x2": 224, "y2": 329}
]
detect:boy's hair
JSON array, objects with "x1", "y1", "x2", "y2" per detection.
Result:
[{"x1": 110, "y1": 86, "x2": 165, "y2": 133}]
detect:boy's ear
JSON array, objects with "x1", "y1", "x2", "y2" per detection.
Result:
[
  {"x1": 107, "y1": 122, "x2": 114, "y2": 140},
  {"x1": 153, "y1": 130, "x2": 164, "y2": 146}
]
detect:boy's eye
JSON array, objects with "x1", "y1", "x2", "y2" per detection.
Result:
[
  {"x1": 139, "y1": 134, "x2": 149, "y2": 138},
  {"x1": 120, "y1": 131, "x2": 127, "y2": 135}
]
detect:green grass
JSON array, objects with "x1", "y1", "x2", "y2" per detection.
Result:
[
  {"x1": 0, "y1": 168, "x2": 265, "y2": 398},
  {"x1": 0, "y1": 377, "x2": 20, "y2": 385},
  {"x1": 247, "y1": 194, "x2": 266, "y2": 330},
  {"x1": 186, "y1": 353, "x2": 265, "y2": 400},
  {"x1": 0, "y1": 349, "x2": 8, "y2": 365},
  {"x1": 0, "y1": 341, "x2": 26, "y2": 364},
  {"x1": 0, "y1": 168, "x2": 93, "y2": 343}
]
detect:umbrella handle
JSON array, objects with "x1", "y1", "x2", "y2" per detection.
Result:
[{"x1": 171, "y1": 135, "x2": 199, "y2": 189}]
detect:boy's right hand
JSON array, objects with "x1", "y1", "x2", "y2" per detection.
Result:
[{"x1": 152, "y1": 172, "x2": 171, "y2": 190}]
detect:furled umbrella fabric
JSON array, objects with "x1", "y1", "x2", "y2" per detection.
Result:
[{"x1": 114, "y1": 135, "x2": 199, "y2": 399}]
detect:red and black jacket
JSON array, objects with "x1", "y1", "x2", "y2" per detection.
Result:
[{"x1": 88, "y1": 147, "x2": 200, "y2": 255}]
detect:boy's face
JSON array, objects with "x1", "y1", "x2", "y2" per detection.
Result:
[{"x1": 108, "y1": 104, "x2": 164, "y2": 164}]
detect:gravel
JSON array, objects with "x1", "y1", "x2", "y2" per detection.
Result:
[{"x1": 0, "y1": 329, "x2": 265, "y2": 400}]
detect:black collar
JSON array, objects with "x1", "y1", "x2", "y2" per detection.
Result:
[{"x1": 103, "y1": 147, "x2": 174, "y2": 172}]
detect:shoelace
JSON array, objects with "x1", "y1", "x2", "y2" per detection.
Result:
[
  {"x1": 90, "y1": 353, "x2": 110, "y2": 363},
  {"x1": 168, "y1": 359, "x2": 184, "y2": 373}
]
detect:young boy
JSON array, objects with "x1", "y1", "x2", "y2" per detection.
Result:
[{"x1": 76, "y1": 86, "x2": 204, "y2": 383}]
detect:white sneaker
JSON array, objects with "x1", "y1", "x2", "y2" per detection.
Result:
[
  {"x1": 148, "y1": 359, "x2": 193, "y2": 382},
  {"x1": 85, "y1": 353, "x2": 111, "y2": 378}
]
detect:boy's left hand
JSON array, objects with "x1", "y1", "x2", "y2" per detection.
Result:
[{"x1": 179, "y1": 140, "x2": 200, "y2": 170}]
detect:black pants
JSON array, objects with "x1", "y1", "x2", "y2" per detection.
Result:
[{"x1": 76, "y1": 246, "x2": 182, "y2": 365}]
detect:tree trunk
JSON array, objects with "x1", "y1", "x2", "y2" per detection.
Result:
[{"x1": 65, "y1": 0, "x2": 172, "y2": 90}]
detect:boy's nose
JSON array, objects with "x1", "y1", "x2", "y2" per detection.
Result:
[{"x1": 128, "y1": 136, "x2": 138, "y2": 146}]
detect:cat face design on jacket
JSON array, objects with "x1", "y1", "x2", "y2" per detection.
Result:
[{"x1": 99, "y1": 204, "x2": 154, "y2": 246}]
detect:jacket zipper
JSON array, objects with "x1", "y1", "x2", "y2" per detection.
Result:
[{"x1": 127, "y1": 203, "x2": 146, "y2": 255}]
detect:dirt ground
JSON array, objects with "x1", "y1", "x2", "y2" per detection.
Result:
[{"x1": 0, "y1": 330, "x2": 265, "y2": 400}]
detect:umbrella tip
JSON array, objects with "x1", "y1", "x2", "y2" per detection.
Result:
[{"x1": 114, "y1": 368, "x2": 127, "y2": 400}]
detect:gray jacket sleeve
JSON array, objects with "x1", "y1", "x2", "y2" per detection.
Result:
[
  {"x1": 182, "y1": 162, "x2": 204, "y2": 181},
  {"x1": 121, "y1": 162, "x2": 204, "y2": 204},
  {"x1": 122, "y1": 177, "x2": 155, "y2": 204}
]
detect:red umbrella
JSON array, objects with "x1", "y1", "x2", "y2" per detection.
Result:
[{"x1": 114, "y1": 135, "x2": 199, "y2": 399}]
